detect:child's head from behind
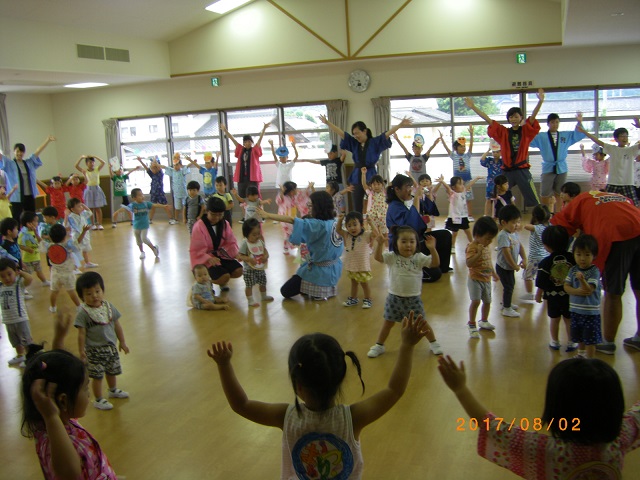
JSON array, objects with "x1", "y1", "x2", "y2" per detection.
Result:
[
  {"x1": 42, "y1": 206, "x2": 58, "y2": 224},
  {"x1": 325, "y1": 181, "x2": 339, "y2": 196},
  {"x1": 246, "y1": 185, "x2": 260, "y2": 202},
  {"x1": 76, "y1": 272, "x2": 105, "y2": 308},
  {"x1": 391, "y1": 226, "x2": 420, "y2": 257},
  {"x1": 21, "y1": 349, "x2": 88, "y2": 437},
  {"x1": 187, "y1": 181, "x2": 201, "y2": 198},
  {"x1": 541, "y1": 225, "x2": 569, "y2": 253},
  {"x1": 283, "y1": 181, "x2": 298, "y2": 197},
  {"x1": 20, "y1": 211, "x2": 38, "y2": 230},
  {"x1": 0, "y1": 258, "x2": 18, "y2": 286},
  {"x1": 66, "y1": 197, "x2": 83, "y2": 213},
  {"x1": 370, "y1": 175, "x2": 385, "y2": 193},
  {"x1": 418, "y1": 174, "x2": 432, "y2": 188},
  {"x1": 215, "y1": 176, "x2": 227, "y2": 193},
  {"x1": 327, "y1": 144, "x2": 338, "y2": 160},
  {"x1": 192, "y1": 264, "x2": 211, "y2": 285},
  {"x1": 0, "y1": 217, "x2": 19, "y2": 239},
  {"x1": 131, "y1": 188, "x2": 144, "y2": 202},
  {"x1": 49, "y1": 224, "x2": 68, "y2": 244},
  {"x1": 506, "y1": 107, "x2": 524, "y2": 128},
  {"x1": 242, "y1": 218, "x2": 261, "y2": 243},
  {"x1": 308, "y1": 191, "x2": 335, "y2": 220},
  {"x1": 531, "y1": 204, "x2": 551, "y2": 225},
  {"x1": 573, "y1": 234, "x2": 598, "y2": 269},
  {"x1": 560, "y1": 182, "x2": 581, "y2": 203},
  {"x1": 450, "y1": 176, "x2": 464, "y2": 192},
  {"x1": 498, "y1": 204, "x2": 521, "y2": 233},
  {"x1": 493, "y1": 175, "x2": 509, "y2": 196},
  {"x1": 542, "y1": 358, "x2": 623, "y2": 444},
  {"x1": 288, "y1": 333, "x2": 363, "y2": 412},
  {"x1": 344, "y1": 211, "x2": 364, "y2": 237},
  {"x1": 472, "y1": 216, "x2": 498, "y2": 246}
]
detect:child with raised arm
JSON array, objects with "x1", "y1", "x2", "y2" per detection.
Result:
[
  {"x1": 36, "y1": 177, "x2": 67, "y2": 220},
  {"x1": 275, "y1": 181, "x2": 300, "y2": 255},
  {"x1": 74, "y1": 155, "x2": 107, "y2": 229},
  {"x1": 65, "y1": 173, "x2": 86, "y2": 204},
  {"x1": 361, "y1": 167, "x2": 388, "y2": 235},
  {"x1": 66, "y1": 198, "x2": 97, "y2": 269},
  {"x1": 581, "y1": 143, "x2": 609, "y2": 191},
  {"x1": 37, "y1": 206, "x2": 59, "y2": 253},
  {"x1": 184, "y1": 151, "x2": 220, "y2": 200},
  {"x1": 212, "y1": 176, "x2": 234, "y2": 225},
  {"x1": 159, "y1": 153, "x2": 188, "y2": 225},
  {"x1": 466, "y1": 217, "x2": 500, "y2": 338},
  {"x1": 495, "y1": 205, "x2": 527, "y2": 318},
  {"x1": 231, "y1": 185, "x2": 272, "y2": 223},
  {"x1": 337, "y1": 211, "x2": 377, "y2": 309},
  {"x1": 209, "y1": 312, "x2": 430, "y2": 480},
  {"x1": 438, "y1": 355, "x2": 640, "y2": 478},
  {"x1": 437, "y1": 174, "x2": 482, "y2": 253},
  {"x1": 440, "y1": 126, "x2": 476, "y2": 219},
  {"x1": 268, "y1": 138, "x2": 299, "y2": 188},
  {"x1": 491, "y1": 175, "x2": 515, "y2": 220},
  {"x1": 109, "y1": 163, "x2": 140, "y2": 227},
  {"x1": 113, "y1": 188, "x2": 168, "y2": 259},
  {"x1": 237, "y1": 218, "x2": 275, "y2": 307},
  {"x1": 135, "y1": 156, "x2": 168, "y2": 223},
  {"x1": 368, "y1": 226, "x2": 442, "y2": 358},
  {"x1": 190, "y1": 264, "x2": 230, "y2": 311},
  {"x1": 325, "y1": 181, "x2": 353, "y2": 216},
  {"x1": 535, "y1": 225, "x2": 576, "y2": 352},
  {"x1": 578, "y1": 121, "x2": 640, "y2": 206},
  {"x1": 75, "y1": 272, "x2": 129, "y2": 411},
  {"x1": 0, "y1": 258, "x2": 33, "y2": 367},
  {"x1": 465, "y1": 90, "x2": 545, "y2": 208},
  {"x1": 18, "y1": 211, "x2": 49, "y2": 286},
  {"x1": 564, "y1": 234, "x2": 602, "y2": 358},
  {"x1": 479, "y1": 143, "x2": 503, "y2": 216},
  {"x1": 522, "y1": 204, "x2": 550, "y2": 302},
  {"x1": 416, "y1": 174, "x2": 441, "y2": 232},
  {"x1": 393, "y1": 133, "x2": 439, "y2": 182},
  {"x1": 47, "y1": 224, "x2": 87, "y2": 313},
  {"x1": 0, "y1": 185, "x2": 17, "y2": 221}
]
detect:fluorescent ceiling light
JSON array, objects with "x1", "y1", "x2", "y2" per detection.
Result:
[
  {"x1": 64, "y1": 82, "x2": 108, "y2": 89},
  {"x1": 206, "y1": 0, "x2": 251, "y2": 15}
]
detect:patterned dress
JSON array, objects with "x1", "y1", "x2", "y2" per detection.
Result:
[
  {"x1": 276, "y1": 193, "x2": 297, "y2": 250},
  {"x1": 366, "y1": 189, "x2": 388, "y2": 235},
  {"x1": 480, "y1": 155, "x2": 503, "y2": 199},
  {"x1": 146, "y1": 168, "x2": 167, "y2": 204}
]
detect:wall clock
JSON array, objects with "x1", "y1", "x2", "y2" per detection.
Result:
[{"x1": 348, "y1": 70, "x2": 370, "y2": 93}]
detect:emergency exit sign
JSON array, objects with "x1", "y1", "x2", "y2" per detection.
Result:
[
  {"x1": 516, "y1": 52, "x2": 527, "y2": 64},
  {"x1": 211, "y1": 77, "x2": 220, "y2": 87}
]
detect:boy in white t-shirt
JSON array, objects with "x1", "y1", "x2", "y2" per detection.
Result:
[{"x1": 268, "y1": 139, "x2": 299, "y2": 188}]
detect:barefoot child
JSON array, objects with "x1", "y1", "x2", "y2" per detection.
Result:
[{"x1": 190, "y1": 264, "x2": 230, "y2": 311}]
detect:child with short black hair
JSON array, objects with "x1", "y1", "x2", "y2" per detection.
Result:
[
  {"x1": 393, "y1": 132, "x2": 439, "y2": 182},
  {"x1": 47, "y1": 224, "x2": 87, "y2": 312},
  {"x1": 231, "y1": 185, "x2": 271, "y2": 223},
  {"x1": 536, "y1": 225, "x2": 576, "y2": 352},
  {"x1": 74, "y1": 272, "x2": 129, "y2": 411},
  {"x1": 438, "y1": 174, "x2": 481, "y2": 253},
  {"x1": 109, "y1": 163, "x2": 139, "y2": 227},
  {"x1": 18, "y1": 211, "x2": 49, "y2": 286},
  {"x1": 184, "y1": 180, "x2": 205, "y2": 234},
  {"x1": 66, "y1": 198, "x2": 97, "y2": 269},
  {"x1": 36, "y1": 177, "x2": 67, "y2": 220},
  {"x1": 415, "y1": 174, "x2": 441, "y2": 232},
  {"x1": 237, "y1": 218, "x2": 274, "y2": 307},
  {"x1": 337, "y1": 211, "x2": 377, "y2": 309},
  {"x1": 496, "y1": 205, "x2": 526, "y2": 317},
  {"x1": 1, "y1": 216, "x2": 23, "y2": 267},
  {"x1": 440, "y1": 126, "x2": 476, "y2": 219},
  {"x1": 492, "y1": 174, "x2": 515, "y2": 220},
  {"x1": 74, "y1": 155, "x2": 107, "y2": 229},
  {"x1": 0, "y1": 258, "x2": 33, "y2": 366},
  {"x1": 325, "y1": 181, "x2": 353, "y2": 216},
  {"x1": 466, "y1": 216, "x2": 499, "y2": 338},
  {"x1": 38, "y1": 206, "x2": 60, "y2": 250},
  {"x1": 276, "y1": 181, "x2": 299, "y2": 254},
  {"x1": 65, "y1": 172, "x2": 86, "y2": 204},
  {"x1": 190, "y1": 264, "x2": 230, "y2": 311},
  {"x1": 564, "y1": 234, "x2": 602, "y2": 358},
  {"x1": 480, "y1": 143, "x2": 503, "y2": 216},
  {"x1": 361, "y1": 168, "x2": 388, "y2": 236},
  {"x1": 212, "y1": 176, "x2": 234, "y2": 225},
  {"x1": 135, "y1": 156, "x2": 167, "y2": 223},
  {"x1": 560, "y1": 182, "x2": 581, "y2": 206},
  {"x1": 522, "y1": 204, "x2": 550, "y2": 301}
]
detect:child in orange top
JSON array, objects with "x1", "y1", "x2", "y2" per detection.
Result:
[
  {"x1": 65, "y1": 174, "x2": 87, "y2": 204},
  {"x1": 37, "y1": 177, "x2": 68, "y2": 220}
]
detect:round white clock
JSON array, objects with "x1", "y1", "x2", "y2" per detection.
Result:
[{"x1": 348, "y1": 70, "x2": 370, "y2": 93}]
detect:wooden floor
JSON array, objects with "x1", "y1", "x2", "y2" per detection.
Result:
[{"x1": 1, "y1": 214, "x2": 639, "y2": 479}]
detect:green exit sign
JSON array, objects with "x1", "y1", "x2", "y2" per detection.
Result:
[
  {"x1": 516, "y1": 52, "x2": 527, "y2": 64},
  {"x1": 210, "y1": 77, "x2": 220, "y2": 87}
]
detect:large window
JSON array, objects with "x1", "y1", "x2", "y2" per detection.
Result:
[{"x1": 390, "y1": 86, "x2": 640, "y2": 185}]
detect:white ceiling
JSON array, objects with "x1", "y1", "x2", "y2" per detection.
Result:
[{"x1": 0, "y1": 0, "x2": 638, "y2": 93}]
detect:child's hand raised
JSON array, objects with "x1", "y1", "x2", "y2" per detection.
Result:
[
  {"x1": 400, "y1": 311, "x2": 430, "y2": 347},
  {"x1": 30, "y1": 378, "x2": 60, "y2": 421},
  {"x1": 82, "y1": 225, "x2": 91, "y2": 233},
  {"x1": 230, "y1": 188, "x2": 238, "y2": 195},
  {"x1": 437, "y1": 355, "x2": 466, "y2": 393},
  {"x1": 424, "y1": 234, "x2": 437, "y2": 250},
  {"x1": 208, "y1": 341, "x2": 233, "y2": 365},
  {"x1": 361, "y1": 167, "x2": 367, "y2": 173}
]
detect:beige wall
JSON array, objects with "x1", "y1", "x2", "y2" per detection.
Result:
[{"x1": 4, "y1": 43, "x2": 640, "y2": 178}]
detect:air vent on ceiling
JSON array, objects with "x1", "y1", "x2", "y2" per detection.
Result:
[
  {"x1": 77, "y1": 44, "x2": 105, "y2": 60},
  {"x1": 77, "y1": 44, "x2": 130, "y2": 63},
  {"x1": 105, "y1": 48, "x2": 130, "y2": 63}
]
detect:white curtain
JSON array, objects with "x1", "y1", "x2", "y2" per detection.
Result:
[
  {"x1": 372, "y1": 97, "x2": 391, "y2": 181},
  {"x1": 325, "y1": 100, "x2": 348, "y2": 149}
]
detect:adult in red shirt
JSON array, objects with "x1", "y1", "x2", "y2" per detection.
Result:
[
  {"x1": 220, "y1": 122, "x2": 269, "y2": 200},
  {"x1": 551, "y1": 191, "x2": 640, "y2": 354},
  {"x1": 465, "y1": 90, "x2": 545, "y2": 208}
]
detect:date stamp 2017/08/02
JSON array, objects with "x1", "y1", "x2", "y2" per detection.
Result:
[{"x1": 457, "y1": 417, "x2": 581, "y2": 432}]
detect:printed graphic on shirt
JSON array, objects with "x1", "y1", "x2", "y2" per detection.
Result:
[
  {"x1": 331, "y1": 222, "x2": 344, "y2": 248},
  {"x1": 549, "y1": 255, "x2": 572, "y2": 286},
  {"x1": 291, "y1": 432, "x2": 353, "y2": 480}
]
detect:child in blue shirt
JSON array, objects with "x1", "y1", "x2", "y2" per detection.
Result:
[
  {"x1": 187, "y1": 152, "x2": 219, "y2": 199},
  {"x1": 495, "y1": 205, "x2": 526, "y2": 317},
  {"x1": 564, "y1": 234, "x2": 602, "y2": 358}
]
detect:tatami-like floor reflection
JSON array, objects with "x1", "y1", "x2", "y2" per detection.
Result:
[{"x1": 1, "y1": 214, "x2": 638, "y2": 479}]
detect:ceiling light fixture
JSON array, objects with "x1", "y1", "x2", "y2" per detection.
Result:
[
  {"x1": 206, "y1": 0, "x2": 252, "y2": 15},
  {"x1": 64, "y1": 83, "x2": 109, "y2": 89}
]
